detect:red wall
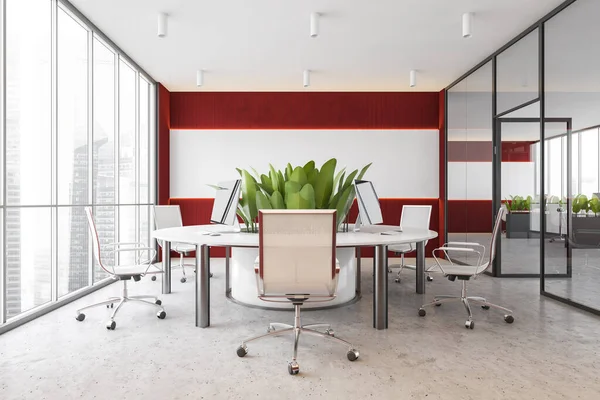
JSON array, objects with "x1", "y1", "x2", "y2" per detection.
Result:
[
  {"x1": 158, "y1": 84, "x2": 171, "y2": 205},
  {"x1": 448, "y1": 141, "x2": 535, "y2": 162},
  {"x1": 169, "y1": 92, "x2": 439, "y2": 130},
  {"x1": 159, "y1": 88, "x2": 444, "y2": 255},
  {"x1": 169, "y1": 198, "x2": 440, "y2": 258}
]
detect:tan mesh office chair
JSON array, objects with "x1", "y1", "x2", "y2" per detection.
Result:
[
  {"x1": 236, "y1": 210, "x2": 359, "y2": 375},
  {"x1": 418, "y1": 207, "x2": 514, "y2": 329},
  {"x1": 75, "y1": 207, "x2": 166, "y2": 330}
]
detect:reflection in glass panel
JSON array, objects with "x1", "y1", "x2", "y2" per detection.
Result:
[
  {"x1": 58, "y1": 207, "x2": 90, "y2": 297},
  {"x1": 447, "y1": 62, "x2": 493, "y2": 266},
  {"x1": 93, "y1": 38, "x2": 115, "y2": 208},
  {"x1": 57, "y1": 9, "x2": 89, "y2": 205},
  {"x1": 6, "y1": 0, "x2": 52, "y2": 206},
  {"x1": 119, "y1": 62, "x2": 137, "y2": 204},
  {"x1": 497, "y1": 106, "x2": 542, "y2": 275},
  {"x1": 93, "y1": 205, "x2": 115, "y2": 281},
  {"x1": 139, "y1": 78, "x2": 150, "y2": 204},
  {"x1": 580, "y1": 129, "x2": 599, "y2": 195},
  {"x1": 9, "y1": 208, "x2": 52, "y2": 318},
  {"x1": 119, "y1": 206, "x2": 137, "y2": 265},
  {"x1": 496, "y1": 29, "x2": 539, "y2": 115},
  {"x1": 544, "y1": 0, "x2": 600, "y2": 310}
]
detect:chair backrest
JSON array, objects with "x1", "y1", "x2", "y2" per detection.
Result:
[
  {"x1": 85, "y1": 207, "x2": 112, "y2": 275},
  {"x1": 258, "y1": 209, "x2": 337, "y2": 297},
  {"x1": 488, "y1": 207, "x2": 505, "y2": 265},
  {"x1": 153, "y1": 205, "x2": 183, "y2": 230},
  {"x1": 400, "y1": 205, "x2": 432, "y2": 245}
]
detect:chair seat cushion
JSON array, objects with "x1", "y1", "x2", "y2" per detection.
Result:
[
  {"x1": 172, "y1": 243, "x2": 196, "y2": 253},
  {"x1": 388, "y1": 243, "x2": 412, "y2": 253},
  {"x1": 441, "y1": 262, "x2": 489, "y2": 277}
]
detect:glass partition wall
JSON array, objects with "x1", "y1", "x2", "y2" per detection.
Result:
[
  {"x1": 0, "y1": 0, "x2": 157, "y2": 331},
  {"x1": 445, "y1": 0, "x2": 600, "y2": 314}
]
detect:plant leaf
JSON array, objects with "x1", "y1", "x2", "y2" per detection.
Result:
[
  {"x1": 303, "y1": 161, "x2": 315, "y2": 176},
  {"x1": 259, "y1": 174, "x2": 274, "y2": 195},
  {"x1": 269, "y1": 164, "x2": 279, "y2": 193},
  {"x1": 277, "y1": 170, "x2": 285, "y2": 194},
  {"x1": 287, "y1": 183, "x2": 315, "y2": 209},
  {"x1": 356, "y1": 162, "x2": 372, "y2": 181},
  {"x1": 308, "y1": 168, "x2": 319, "y2": 188},
  {"x1": 335, "y1": 185, "x2": 355, "y2": 227},
  {"x1": 314, "y1": 158, "x2": 337, "y2": 209},
  {"x1": 290, "y1": 166, "x2": 308, "y2": 186},
  {"x1": 284, "y1": 180, "x2": 302, "y2": 206},
  {"x1": 241, "y1": 170, "x2": 258, "y2": 222},
  {"x1": 285, "y1": 163, "x2": 293, "y2": 181},
  {"x1": 341, "y1": 169, "x2": 358, "y2": 192},
  {"x1": 255, "y1": 191, "x2": 273, "y2": 210},
  {"x1": 269, "y1": 190, "x2": 285, "y2": 209}
]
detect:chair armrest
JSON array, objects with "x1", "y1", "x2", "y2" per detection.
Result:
[
  {"x1": 446, "y1": 241, "x2": 481, "y2": 246},
  {"x1": 436, "y1": 246, "x2": 477, "y2": 252},
  {"x1": 108, "y1": 247, "x2": 158, "y2": 274},
  {"x1": 432, "y1": 247, "x2": 483, "y2": 276}
]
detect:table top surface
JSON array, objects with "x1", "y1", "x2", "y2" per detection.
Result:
[{"x1": 152, "y1": 224, "x2": 438, "y2": 248}]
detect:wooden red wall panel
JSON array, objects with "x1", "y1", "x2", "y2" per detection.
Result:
[
  {"x1": 158, "y1": 83, "x2": 171, "y2": 205},
  {"x1": 447, "y1": 200, "x2": 493, "y2": 233},
  {"x1": 169, "y1": 92, "x2": 440, "y2": 130}
]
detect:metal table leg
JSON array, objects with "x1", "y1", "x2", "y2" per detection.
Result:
[
  {"x1": 355, "y1": 247, "x2": 361, "y2": 297},
  {"x1": 196, "y1": 244, "x2": 211, "y2": 328},
  {"x1": 416, "y1": 241, "x2": 425, "y2": 294},
  {"x1": 373, "y1": 244, "x2": 388, "y2": 330},
  {"x1": 162, "y1": 241, "x2": 171, "y2": 294},
  {"x1": 225, "y1": 246, "x2": 231, "y2": 295}
]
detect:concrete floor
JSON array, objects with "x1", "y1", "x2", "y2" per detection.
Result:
[{"x1": 1, "y1": 258, "x2": 600, "y2": 400}]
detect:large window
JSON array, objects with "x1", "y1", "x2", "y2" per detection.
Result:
[{"x1": 0, "y1": 0, "x2": 156, "y2": 325}]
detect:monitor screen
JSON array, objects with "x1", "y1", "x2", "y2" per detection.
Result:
[
  {"x1": 354, "y1": 180, "x2": 383, "y2": 225},
  {"x1": 210, "y1": 180, "x2": 241, "y2": 225}
]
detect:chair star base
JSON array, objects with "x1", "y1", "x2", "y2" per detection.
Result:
[
  {"x1": 75, "y1": 279, "x2": 166, "y2": 330},
  {"x1": 236, "y1": 304, "x2": 359, "y2": 375},
  {"x1": 418, "y1": 280, "x2": 514, "y2": 329}
]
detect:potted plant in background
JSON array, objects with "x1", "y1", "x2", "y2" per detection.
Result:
[
  {"x1": 571, "y1": 194, "x2": 600, "y2": 245},
  {"x1": 505, "y1": 195, "x2": 532, "y2": 238},
  {"x1": 233, "y1": 158, "x2": 372, "y2": 233}
]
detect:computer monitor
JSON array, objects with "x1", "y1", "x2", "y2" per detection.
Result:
[
  {"x1": 210, "y1": 179, "x2": 242, "y2": 229},
  {"x1": 354, "y1": 180, "x2": 383, "y2": 231}
]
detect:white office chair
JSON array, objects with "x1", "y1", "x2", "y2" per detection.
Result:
[
  {"x1": 153, "y1": 205, "x2": 212, "y2": 282},
  {"x1": 388, "y1": 205, "x2": 435, "y2": 283},
  {"x1": 236, "y1": 210, "x2": 359, "y2": 376},
  {"x1": 75, "y1": 207, "x2": 166, "y2": 330},
  {"x1": 418, "y1": 207, "x2": 514, "y2": 329}
]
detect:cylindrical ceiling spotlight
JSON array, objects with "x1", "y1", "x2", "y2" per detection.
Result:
[
  {"x1": 158, "y1": 13, "x2": 168, "y2": 37},
  {"x1": 310, "y1": 12, "x2": 319, "y2": 37},
  {"x1": 409, "y1": 70, "x2": 417, "y2": 88},
  {"x1": 462, "y1": 12, "x2": 472, "y2": 38},
  {"x1": 303, "y1": 70, "x2": 311, "y2": 87},
  {"x1": 196, "y1": 70, "x2": 204, "y2": 87}
]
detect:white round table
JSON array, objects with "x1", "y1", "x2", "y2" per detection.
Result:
[{"x1": 152, "y1": 225, "x2": 437, "y2": 330}]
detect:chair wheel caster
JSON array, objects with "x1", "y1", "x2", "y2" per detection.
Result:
[
  {"x1": 75, "y1": 313, "x2": 85, "y2": 322},
  {"x1": 387, "y1": 269, "x2": 392, "y2": 273},
  {"x1": 106, "y1": 303, "x2": 113, "y2": 308},
  {"x1": 426, "y1": 275, "x2": 433, "y2": 282},
  {"x1": 288, "y1": 361, "x2": 299, "y2": 375},
  {"x1": 267, "y1": 326, "x2": 274, "y2": 333},
  {"x1": 106, "y1": 320, "x2": 116, "y2": 330},
  {"x1": 180, "y1": 277, "x2": 187, "y2": 283},
  {"x1": 481, "y1": 305, "x2": 490, "y2": 310},
  {"x1": 465, "y1": 320, "x2": 474, "y2": 329},
  {"x1": 325, "y1": 329, "x2": 335, "y2": 337},
  {"x1": 236, "y1": 345, "x2": 248, "y2": 357},
  {"x1": 394, "y1": 278, "x2": 401, "y2": 283},
  {"x1": 155, "y1": 299, "x2": 162, "y2": 306},
  {"x1": 435, "y1": 302, "x2": 442, "y2": 307},
  {"x1": 504, "y1": 315, "x2": 514, "y2": 324},
  {"x1": 347, "y1": 349, "x2": 359, "y2": 361},
  {"x1": 151, "y1": 276, "x2": 157, "y2": 281},
  {"x1": 157, "y1": 311, "x2": 166, "y2": 319},
  {"x1": 210, "y1": 273, "x2": 214, "y2": 278},
  {"x1": 418, "y1": 308, "x2": 426, "y2": 317}
]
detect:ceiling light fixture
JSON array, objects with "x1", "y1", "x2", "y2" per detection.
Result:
[
  {"x1": 158, "y1": 12, "x2": 168, "y2": 37},
  {"x1": 310, "y1": 12, "x2": 319, "y2": 37},
  {"x1": 303, "y1": 70, "x2": 311, "y2": 87},
  {"x1": 409, "y1": 70, "x2": 417, "y2": 87},
  {"x1": 462, "y1": 12, "x2": 472, "y2": 38},
  {"x1": 196, "y1": 70, "x2": 204, "y2": 87}
]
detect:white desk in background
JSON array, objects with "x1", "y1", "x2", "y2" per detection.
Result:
[{"x1": 152, "y1": 225, "x2": 437, "y2": 330}]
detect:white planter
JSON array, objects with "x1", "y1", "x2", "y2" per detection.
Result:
[{"x1": 229, "y1": 247, "x2": 357, "y2": 309}]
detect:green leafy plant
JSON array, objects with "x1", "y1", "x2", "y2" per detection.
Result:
[
  {"x1": 505, "y1": 195, "x2": 532, "y2": 212},
  {"x1": 234, "y1": 158, "x2": 371, "y2": 232},
  {"x1": 572, "y1": 194, "x2": 590, "y2": 214}
]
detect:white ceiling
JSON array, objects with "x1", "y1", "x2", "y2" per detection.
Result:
[{"x1": 69, "y1": 0, "x2": 566, "y2": 92}]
